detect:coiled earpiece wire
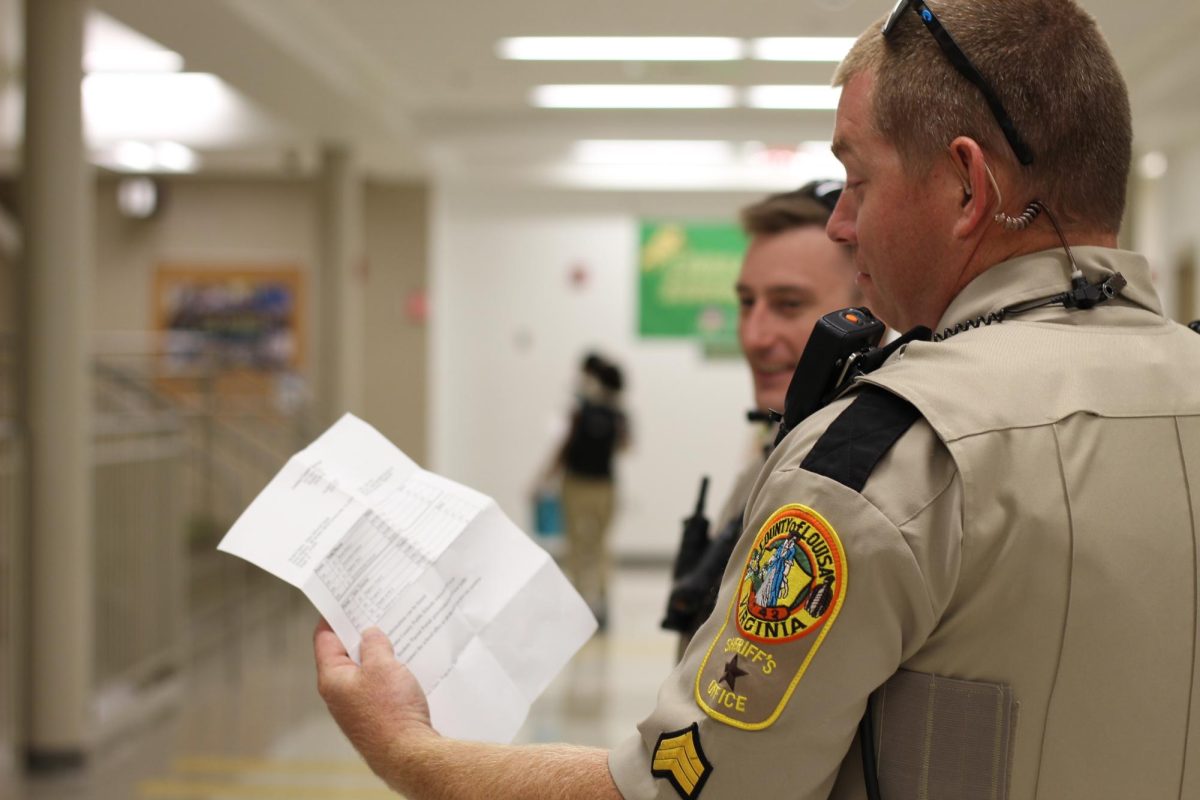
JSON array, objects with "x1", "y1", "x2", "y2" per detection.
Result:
[
  {"x1": 983, "y1": 161, "x2": 1083, "y2": 279},
  {"x1": 933, "y1": 162, "x2": 1126, "y2": 341}
]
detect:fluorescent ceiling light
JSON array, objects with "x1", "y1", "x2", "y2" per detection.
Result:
[
  {"x1": 572, "y1": 140, "x2": 736, "y2": 166},
  {"x1": 84, "y1": 73, "x2": 242, "y2": 144},
  {"x1": 750, "y1": 38, "x2": 856, "y2": 62},
  {"x1": 499, "y1": 37, "x2": 744, "y2": 61},
  {"x1": 744, "y1": 85, "x2": 842, "y2": 109},
  {"x1": 532, "y1": 85, "x2": 737, "y2": 109},
  {"x1": 546, "y1": 140, "x2": 845, "y2": 190},
  {"x1": 85, "y1": 11, "x2": 183, "y2": 73}
]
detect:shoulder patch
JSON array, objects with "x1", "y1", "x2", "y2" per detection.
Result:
[
  {"x1": 694, "y1": 504, "x2": 847, "y2": 730},
  {"x1": 651, "y1": 723, "x2": 712, "y2": 799}
]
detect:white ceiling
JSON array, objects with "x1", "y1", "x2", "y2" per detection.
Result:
[{"x1": 1, "y1": 0, "x2": 1198, "y2": 186}]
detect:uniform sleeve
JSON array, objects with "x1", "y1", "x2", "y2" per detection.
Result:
[
  {"x1": 712, "y1": 460, "x2": 763, "y2": 534},
  {"x1": 609, "y1": 404, "x2": 962, "y2": 800}
]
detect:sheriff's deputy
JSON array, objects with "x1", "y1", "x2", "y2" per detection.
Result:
[{"x1": 313, "y1": 0, "x2": 1200, "y2": 797}]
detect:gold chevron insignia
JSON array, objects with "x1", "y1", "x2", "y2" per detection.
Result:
[{"x1": 651, "y1": 723, "x2": 712, "y2": 799}]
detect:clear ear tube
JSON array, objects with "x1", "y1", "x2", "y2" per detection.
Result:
[{"x1": 984, "y1": 162, "x2": 1042, "y2": 231}]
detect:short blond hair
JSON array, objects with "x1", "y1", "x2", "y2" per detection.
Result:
[{"x1": 834, "y1": 0, "x2": 1131, "y2": 232}]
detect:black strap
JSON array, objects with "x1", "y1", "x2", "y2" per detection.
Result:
[
  {"x1": 852, "y1": 326, "x2": 932, "y2": 377},
  {"x1": 799, "y1": 385, "x2": 922, "y2": 493}
]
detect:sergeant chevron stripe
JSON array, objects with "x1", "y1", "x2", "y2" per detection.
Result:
[{"x1": 651, "y1": 723, "x2": 712, "y2": 799}]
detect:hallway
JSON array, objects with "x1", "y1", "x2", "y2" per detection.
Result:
[{"x1": 8, "y1": 565, "x2": 677, "y2": 800}]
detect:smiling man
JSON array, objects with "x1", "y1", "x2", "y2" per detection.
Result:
[
  {"x1": 315, "y1": 0, "x2": 1200, "y2": 797},
  {"x1": 737, "y1": 182, "x2": 859, "y2": 416},
  {"x1": 665, "y1": 182, "x2": 858, "y2": 654}
]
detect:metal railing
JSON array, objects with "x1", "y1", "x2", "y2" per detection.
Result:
[
  {"x1": 0, "y1": 332, "x2": 313, "y2": 756},
  {"x1": 92, "y1": 373, "x2": 187, "y2": 693},
  {"x1": 92, "y1": 353, "x2": 311, "y2": 678},
  {"x1": 93, "y1": 352, "x2": 312, "y2": 690}
]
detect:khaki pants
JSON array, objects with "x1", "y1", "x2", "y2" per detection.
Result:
[{"x1": 561, "y1": 473, "x2": 615, "y2": 621}]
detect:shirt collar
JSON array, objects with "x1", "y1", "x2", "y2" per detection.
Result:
[{"x1": 934, "y1": 246, "x2": 1163, "y2": 336}]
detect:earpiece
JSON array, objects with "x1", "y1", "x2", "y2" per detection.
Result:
[{"x1": 981, "y1": 162, "x2": 1041, "y2": 230}]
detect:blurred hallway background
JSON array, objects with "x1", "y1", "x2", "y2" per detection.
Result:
[{"x1": 1, "y1": 0, "x2": 1199, "y2": 796}]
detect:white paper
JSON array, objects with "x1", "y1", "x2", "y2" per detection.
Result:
[{"x1": 218, "y1": 413, "x2": 597, "y2": 742}]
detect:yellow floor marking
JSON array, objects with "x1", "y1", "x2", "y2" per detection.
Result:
[
  {"x1": 138, "y1": 779, "x2": 397, "y2": 799},
  {"x1": 172, "y1": 756, "x2": 373, "y2": 775}
]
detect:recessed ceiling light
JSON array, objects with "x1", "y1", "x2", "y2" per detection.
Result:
[
  {"x1": 572, "y1": 140, "x2": 735, "y2": 165},
  {"x1": 111, "y1": 141, "x2": 157, "y2": 172},
  {"x1": 498, "y1": 37, "x2": 745, "y2": 61},
  {"x1": 532, "y1": 85, "x2": 737, "y2": 109},
  {"x1": 750, "y1": 38, "x2": 857, "y2": 62},
  {"x1": 97, "y1": 140, "x2": 200, "y2": 173},
  {"x1": 744, "y1": 85, "x2": 842, "y2": 110},
  {"x1": 547, "y1": 140, "x2": 845, "y2": 190},
  {"x1": 154, "y1": 141, "x2": 199, "y2": 172}
]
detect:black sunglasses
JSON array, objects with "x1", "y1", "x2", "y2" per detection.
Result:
[
  {"x1": 883, "y1": 0, "x2": 1035, "y2": 165},
  {"x1": 799, "y1": 179, "x2": 844, "y2": 212}
]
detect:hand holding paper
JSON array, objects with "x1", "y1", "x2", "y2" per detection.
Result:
[{"x1": 218, "y1": 413, "x2": 597, "y2": 743}]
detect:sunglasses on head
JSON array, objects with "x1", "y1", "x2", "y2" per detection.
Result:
[
  {"x1": 799, "y1": 179, "x2": 844, "y2": 212},
  {"x1": 883, "y1": 0, "x2": 1035, "y2": 165}
]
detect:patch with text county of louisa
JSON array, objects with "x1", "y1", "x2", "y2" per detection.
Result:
[
  {"x1": 694, "y1": 503, "x2": 847, "y2": 730},
  {"x1": 651, "y1": 723, "x2": 712, "y2": 799}
]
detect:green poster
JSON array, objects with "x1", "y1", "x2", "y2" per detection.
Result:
[{"x1": 638, "y1": 221, "x2": 746, "y2": 349}]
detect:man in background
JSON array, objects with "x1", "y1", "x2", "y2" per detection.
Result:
[
  {"x1": 664, "y1": 180, "x2": 859, "y2": 653},
  {"x1": 553, "y1": 353, "x2": 628, "y2": 630}
]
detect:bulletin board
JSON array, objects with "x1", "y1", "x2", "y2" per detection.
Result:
[{"x1": 152, "y1": 265, "x2": 305, "y2": 395}]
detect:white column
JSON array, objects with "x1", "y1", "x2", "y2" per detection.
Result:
[
  {"x1": 315, "y1": 144, "x2": 366, "y2": 426},
  {"x1": 21, "y1": 0, "x2": 94, "y2": 770}
]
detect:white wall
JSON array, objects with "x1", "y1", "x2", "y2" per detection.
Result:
[
  {"x1": 431, "y1": 184, "x2": 771, "y2": 560},
  {"x1": 1160, "y1": 146, "x2": 1200, "y2": 321},
  {"x1": 1132, "y1": 142, "x2": 1200, "y2": 322}
]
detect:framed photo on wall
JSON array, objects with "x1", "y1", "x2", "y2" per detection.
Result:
[{"x1": 152, "y1": 265, "x2": 305, "y2": 396}]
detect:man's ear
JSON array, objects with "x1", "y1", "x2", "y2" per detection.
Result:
[{"x1": 948, "y1": 137, "x2": 993, "y2": 240}]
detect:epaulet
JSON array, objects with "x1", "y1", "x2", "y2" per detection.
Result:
[{"x1": 799, "y1": 385, "x2": 922, "y2": 493}]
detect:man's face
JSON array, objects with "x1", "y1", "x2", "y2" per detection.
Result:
[
  {"x1": 737, "y1": 226, "x2": 858, "y2": 413},
  {"x1": 826, "y1": 72, "x2": 960, "y2": 331}
]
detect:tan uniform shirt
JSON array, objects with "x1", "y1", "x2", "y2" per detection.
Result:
[{"x1": 610, "y1": 247, "x2": 1200, "y2": 799}]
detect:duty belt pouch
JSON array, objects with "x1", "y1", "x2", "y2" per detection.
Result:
[{"x1": 871, "y1": 670, "x2": 1018, "y2": 800}]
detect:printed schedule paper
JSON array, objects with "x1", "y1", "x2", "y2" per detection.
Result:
[{"x1": 218, "y1": 413, "x2": 597, "y2": 743}]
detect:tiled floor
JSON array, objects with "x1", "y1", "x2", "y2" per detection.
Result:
[{"x1": 8, "y1": 565, "x2": 679, "y2": 800}]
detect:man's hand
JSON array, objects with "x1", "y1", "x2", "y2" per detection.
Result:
[
  {"x1": 314, "y1": 620, "x2": 437, "y2": 786},
  {"x1": 315, "y1": 620, "x2": 619, "y2": 800}
]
